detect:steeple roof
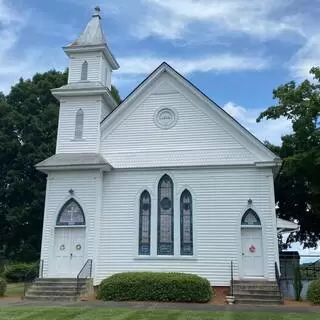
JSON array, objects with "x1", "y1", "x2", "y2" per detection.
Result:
[
  {"x1": 68, "y1": 6, "x2": 106, "y2": 47},
  {"x1": 64, "y1": 6, "x2": 119, "y2": 70}
]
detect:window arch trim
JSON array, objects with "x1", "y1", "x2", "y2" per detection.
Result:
[
  {"x1": 241, "y1": 208, "x2": 261, "y2": 226},
  {"x1": 157, "y1": 174, "x2": 174, "y2": 255},
  {"x1": 81, "y1": 61, "x2": 88, "y2": 80},
  {"x1": 56, "y1": 198, "x2": 85, "y2": 226},
  {"x1": 139, "y1": 190, "x2": 151, "y2": 255},
  {"x1": 74, "y1": 108, "x2": 84, "y2": 139}
]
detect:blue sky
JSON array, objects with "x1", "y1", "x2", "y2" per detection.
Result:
[{"x1": 1, "y1": 0, "x2": 320, "y2": 144}]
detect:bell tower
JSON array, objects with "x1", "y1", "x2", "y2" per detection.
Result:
[{"x1": 51, "y1": 7, "x2": 120, "y2": 154}]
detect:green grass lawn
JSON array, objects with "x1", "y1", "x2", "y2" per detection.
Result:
[
  {"x1": 0, "y1": 308, "x2": 318, "y2": 320},
  {"x1": 4, "y1": 283, "x2": 24, "y2": 297}
]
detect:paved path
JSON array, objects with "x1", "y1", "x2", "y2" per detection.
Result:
[{"x1": 1, "y1": 298, "x2": 320, "y2": 313}]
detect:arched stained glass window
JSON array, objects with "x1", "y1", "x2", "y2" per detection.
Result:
[
  {"x1": 74, "y1": 108, "x2": 84, "y2": 139},
  {"x1": 139, "y1": 190, "x2": 151, "y2": 255},
  {"x1": 158, "y1": 174, "x2": 174, "y2": 255},
  {"x1": 241, "y1": 208, "x2": 261, "y2": 226},
  {"x1": 180, "y1": 189, "x2": 193, "y2": 255},
  {"x1": 56, "y1": 199, "x2": 85, "y2": 226},
  {"x1": 81, "y1": 61, "x2": 88, "y2": 80}
]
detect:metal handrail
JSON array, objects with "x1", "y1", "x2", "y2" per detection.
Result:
[
  {"x1": 275, "y1": 261, "x2": 282, "y2": 297},
  {"x1": 39, "y1": 259, "x2": 44, "y2": 278},
  {"x1": 23, "y1": 262, "x2": 41, "y2": 298},
  {"x1": 230, "y1": 260, "x2": 234, "y2": 296},
  {"x1": 76, "y1": 259, "x2": 92, "y2": 296}
]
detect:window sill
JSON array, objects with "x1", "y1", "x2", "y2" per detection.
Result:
[
  {"x1": 55, "y1": 225, "x2": 86, "y2": 228},
  {"x1": 70, "y1": 138, "x2": 86, "y2": 142},
  {"x1": 134, "y1": 256, "x2": 197, "y2": 261}
]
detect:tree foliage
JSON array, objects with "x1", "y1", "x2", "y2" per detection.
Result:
[
  {"x1": 258, "y1": 67, "x2": 320, "y2": 248},
  {"x1": 0, "y1": 70, "x2": 121, "y2": 261}
]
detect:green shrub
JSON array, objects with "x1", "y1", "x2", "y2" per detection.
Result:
[
  {"x1": 97, "y1": 272, "x2": 213, "y2": 303},
  {"x1": 0, "y1": 278, "x2": 6, "y2": 297},
  {"x1": 307, "y1": 279, "x2": 320, "y2": 305},
  {"x1": 3, "y1": 262, "x2": 39, "y2": 283},
  {"x1": 293, "y1": 263, "x2": 303, "y2": 301}
]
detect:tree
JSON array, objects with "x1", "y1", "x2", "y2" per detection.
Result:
[
  {"x1": 0, "y1": 70, "x2": 121, "y2": 261},
  {"x1": 258, "y1": 67, "x2": 320, "y2": 248}
]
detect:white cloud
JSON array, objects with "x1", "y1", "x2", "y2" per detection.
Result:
[
  {"x1": 140, "y1": 0, "x2": 302, "y2": 40},
  {"x1": 66, "y1": 0, "x2": 320, "y2": 80},
  {"x1": 223, "y1": 101, "x2": 292, "y2": 145},
  {"x1": 135, "y1": 15, "x2": 186, "y2": 40},
  {"x1": 0, "y1": 1, "x2": 67, "y2": 93},
  {"x1": 117, "y1": 54, "x2": 269, "y2": 76},
  {"x1": 289, "y1": 35, "x2": 320, "y2": 80}
]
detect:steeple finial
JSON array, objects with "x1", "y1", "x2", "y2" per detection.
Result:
[{"x1": 93, "y1": 6, "x2": 101, "y2": 18}]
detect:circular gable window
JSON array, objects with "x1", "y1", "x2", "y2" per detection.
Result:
[{"x1": 154, "y1": 108, "x2": 178, "y2": 129}]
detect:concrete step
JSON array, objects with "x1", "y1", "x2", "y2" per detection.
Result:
[
  {"x1": 234, "y1": 290, "x2": 281, "y2": 296},
  {"x1": 32, "y1": 282, "x2": 86, "y2": 287},
  {"x1": 24, "y1": 294, "x2": 77, "y2": 301},
  {"x1": 35, "y1": 278, "x2": 77, "y2": 281},
  {"x1": 233, "y1": 280, "x2": 277, "y2": 284},
  {"x1": 29, "y1": 285, "x2": 83, "y2": 292},
  {"x1": 236, "y1": 298, "x2": 283, "y2": 305},
  {"x1": 233, "y1": 280, "x2": 282, "y2": 305},
  {"x1": 235, "y1": 293, "x2": 282, "y2": 300},
  {"x1": 24, "y1": 278, "x2": 92, "y2": 301},
  {"x1": 233, "y1": 287, "x2": 280, "y2": 292},
  {"x1": 27, "y1": 289, "x2": 77, "y2": 296},
  {"x1": 34, "y1": 281, "x2": 86, "y2": 286},
  {"x1": 233, "y1": 284, "x2": 278, "y2": 290}
]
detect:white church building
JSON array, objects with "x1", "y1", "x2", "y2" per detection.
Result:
[{"x1": 36, "y1": 7, "x2": 286, "y2": 288}]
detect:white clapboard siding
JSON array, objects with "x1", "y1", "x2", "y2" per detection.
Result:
[
  {"x1": 100, "y1": 57, "x2": 112, "y2": 89},
  {"x1": 68, "y1": 52, "x2": 102, "y2": 83},
  {"x1": 40, "y1": 171, "x2": 101, "y2": 278},
  {"x1": 56, "y1": 97, "x2": 102, "y2": 153},
  {"x1": 96, "y1": 167, "x2": 278, "y2": 286},
  {"x1": 101, "y1": 75, "x2": 261, "y2": 168}
]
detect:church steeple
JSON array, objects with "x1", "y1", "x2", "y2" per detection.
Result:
[
  {"x1": 51, "y1": 7, "x2": 119, "y2": 155},
  {"x1": 63, "y1": 6, "x2": 119, "y2": 88}
]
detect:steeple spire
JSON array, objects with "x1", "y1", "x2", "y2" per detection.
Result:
[
  {"x1": 92, "y1": 6, "x2": 101, "y2": 19},
  {"x1": 63, "y1": 6, "x2": 119, "y2": 71},
  {"x1": 67, "y1": 6, "x2": 106, "y2": 47}
]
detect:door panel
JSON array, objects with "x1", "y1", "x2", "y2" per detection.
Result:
[
  {"x1": 54, "y1": 228, "x2": 85, "y2": 277},
  {"x1": 69, "y1": 229, "x2": 85, "y2": 276},
  {"x1": 54, "y1": 228, "x2": 71, "y2": 276},
  {"x1": 241, "y1": 228, "x2": 264, "y2": 277}
]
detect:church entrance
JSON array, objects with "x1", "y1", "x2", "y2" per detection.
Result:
[
  {"x1": 53, "y1": 199, "x2": 86, "y2": 277},
  {"x1": 241, "y1": 209, "x2": 264, "y2": 278}
]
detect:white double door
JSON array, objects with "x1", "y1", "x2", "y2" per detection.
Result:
[
  {"x1": 241, "y1": 227, "x2": 264, "y2": 278},
  {"x1": 54, "y1": 228, "x2": 85, "y2": 277}
]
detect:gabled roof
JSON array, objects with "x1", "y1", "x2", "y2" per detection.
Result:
[
  {"x1": 277, "y1": 217, "x2": 300, "y2": 234},
  {"x1": 101, "y1": 62, "x2": 280, "y2": 164}
]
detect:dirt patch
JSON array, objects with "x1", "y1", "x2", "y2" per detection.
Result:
[
  {"x1": 284, "y1": 299, "x2": 312, "y2": 307},
  {"x1": 209, "y1": 286, "x2": 229, "y2": 305}
]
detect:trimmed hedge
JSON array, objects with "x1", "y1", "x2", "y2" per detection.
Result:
[
  {"x1": 3, "y1": 262, "x2": 39, "y2": 283},
  {"x1": 0, "y1": 277, "x2": 6, "y2": 297},
  {"x1": 97, "y1": 272, "x2": 213, "y2": 302},
  {"x1": 307, "y1": 279, "x2": 320, "y2": 305}
]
